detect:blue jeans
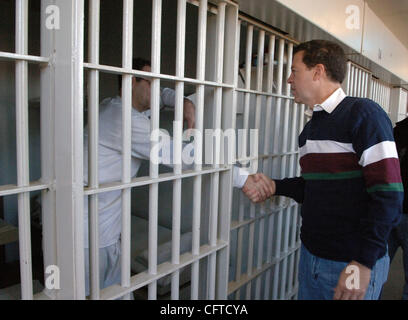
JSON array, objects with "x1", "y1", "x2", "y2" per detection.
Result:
[
  {"x1": 298, "y1": 244, "x2": 389, "y2": 300},
  {"x1": 387, "y1": 214, "x2": 408, "y2": 300}
]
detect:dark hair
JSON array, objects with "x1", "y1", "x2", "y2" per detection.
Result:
[
  {"x1": 118, "y1": 57, "x2": 151, "y2": 91},
  {"x1": 293, "y1": 40, "x2": 346, "y2": 83}
]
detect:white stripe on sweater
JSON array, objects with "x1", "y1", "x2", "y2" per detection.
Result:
[
  {"x1": 358, "y1": 141, "x2": 398, "y2": 167},
  {"x1": 299, "y1": 140, "x2": 355, "y2": 158}
]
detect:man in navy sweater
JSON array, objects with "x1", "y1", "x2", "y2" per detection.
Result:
[{"x1": 243, "y1": 40, "x2": 403, "y2": 300}]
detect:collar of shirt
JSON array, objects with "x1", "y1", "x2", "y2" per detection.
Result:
[{"x1": 313, "y1": 87, "x2": 346, "y2": 113}]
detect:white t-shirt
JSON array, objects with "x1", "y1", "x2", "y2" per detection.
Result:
[{"x1": 83, "y1": 90, "x2": 249, "y2": 248}]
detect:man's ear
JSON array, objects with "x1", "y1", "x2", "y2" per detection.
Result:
[{"x1": 313, "y1": 64, "x2": 326, "y2": 81}]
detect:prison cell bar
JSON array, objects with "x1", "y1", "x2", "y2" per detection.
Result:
[
  {"x1": 207, "y1": 1, "x2": 226, "y2": 300},
  {"x1": 238, "y1": 22, "x2": 253, "y2": 300},
  {"x1": 88, "y1": 0, "x2": 101, "y2": 300},
  {"x1": 53, "y1": 0, "x2": 86, "y2": 299},
  {"x1": 148, "y1": 0, "x2": 162, "y2": 300},
  {"x1": 15, "y1": 0, "x2": 33, "y2": 300},
  {"x1": 171, "y1": 0, "x2": 187, "y2": 301},
  {"x1": 262, "y1": 33, "x2": 276, "y2": 299},
  {"x1": 271, "y1": 38, "x2": 285, "y2": 300},
  {"x1": 348, "y1": 62, "x2": 354, "y2": 96},
  {"x1": 191, "y1": 0, "x2": 208, "y2": 300},
  {"x1": 216, "y1": 4, "x2": 240, "y2": 299},
  {"x1": 120, "y1": 0, "x2": 134, "y2": 301},
  {"x1": 254, "y1": 29, "x2": 266, "y2": 300},
  {"x1": 279, "y1": 42, "x2": 293, "y2": 299},
  {"x1": 38, "y1": 0, "x2": 56, "y2": 300},
  {"x1": 233, "y1": 19, "x2": 245, "y2": 300}
]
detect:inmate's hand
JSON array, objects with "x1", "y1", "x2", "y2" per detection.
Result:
[
  {"x1": 242, "y1": 173, "x2": 276, "y2": 203},
  {"x1": 183, "y1": 99, "x2": 196, "y2": 130}
]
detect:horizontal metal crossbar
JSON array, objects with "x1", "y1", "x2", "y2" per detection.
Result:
[
  {"x1": 83, "y1": 166, "x2": 231, "y2": 196},
  {"x1": 0, "y1": 51, "x2": 50, "y2": 64},
  {"x1": 0, "y1": 181, "x2": 50, "y2": 197},
  {"x1": 99, "y1": 240, "x2": 228, "y2": 300},
  {"x1": 83, "y1": 62, "x2": 234, "y2": 89}
]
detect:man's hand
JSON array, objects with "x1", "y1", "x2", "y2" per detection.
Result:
[
  {"x1": 333, "y1": 261, "x2": 371, "y2": 300},
  {"x1": 183, "y1": 99, "x2": 195, "y2": 130},
  {"x1": 242, "y1": 173, "x2": 276, "y2": 203}
]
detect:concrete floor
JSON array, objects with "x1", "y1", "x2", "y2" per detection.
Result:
[{"x1": 381, "y1": 248, "x2": 406, "y2": 300}]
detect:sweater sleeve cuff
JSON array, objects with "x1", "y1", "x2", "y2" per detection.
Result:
[{"x1": 353, "y1": 240, "x2": 386, "y2": 270}]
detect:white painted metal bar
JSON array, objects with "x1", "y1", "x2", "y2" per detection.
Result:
[
  {"x1": 263, "y1": 34, "x2": 276, "y2": 299},
  {"x1": 0, "y1": 51, "x2": 49, "y2": 63},
  {"x1": 88, "y1": 0, "x2": 101, "y2": 300},
  {"x1": 234, "y1": 27, "x2": 252, "y2": 291},
  {"x1": 83, "y1": 63, "x2": 234, "y2": 89},
  {"x1": 53, "y1": 0, "x2": 86, "y2": 299},
  {"x1": 281, "y1": 43, "x2": 293, "y2": 155},
  {"x1": 120, "y1": 0, "x2": 134, "y2": 300},
  {"x1": 191, "y1": 0, "x2": 207, "y2": 300},
  {"x1": 348, "y1": 63, "x2": 354, "y2": 96},
  {"x1": 357, "y1": 69, "x2": 362, "y2": 97},
  {"x1": 234, "y1": 23, "x2": 244, "y2": 300},
  {"x1": 361, "y1": 69, "x2": 366, "y2": 97},
  {"x1": 40, "y1": 0, "x2": 57, "y2": 300},
  {"x1": 345, "y1": 61, "x2": 351, "y2": 95},
  {"x1": 254, "y1": 29, "x2": 265, "y2": 300},
  {"x1": 279, "y1": 42, "x2": 293, "y2": 299},
  {"x1": 101, "y1": 240, "x2": 228, "y2": 300},
  {"x1": 84, "y1": 166, "x2": 229, "y2": 195},
  {"x1": 353, "y1": 65, "x2": 358, "y2": 97},
  {"x1": 0, "y1": 182, "x2": 49, "y2": 197},
  {"x1": 148, "y1": 0, "x2": 161, "y2": 300},
  {"x1": 272, "y1": 38, "x2": 285, "y2": 300},
  {"x1": 15, "y1": 0, "x2": 33, "y2": 300},
  {"x1": 208, "y1": 1, "x2": 226, "y2": 300},
  {"x1": 243, "y1": 24, "x2": 255, "y2": 300},
  {"x1": 216, "y1": 3, "x2": 239, "y2": 299},
  {"x1": 171, "y1": 0, "x2": 187, "y2": 300}
]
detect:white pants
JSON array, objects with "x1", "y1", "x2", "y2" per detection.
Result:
[{"x1": 84, "y1": 240, "x2": 121, "y2": 297}]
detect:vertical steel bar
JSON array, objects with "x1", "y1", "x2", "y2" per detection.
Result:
[
  {"x1": 234, "y1": 21, "x2": 244, "y2": 300},
  {"x1": 244, "y1": 24, "x2": 255, "y2": 300},
  {"x1": 353, "y1": 66, "x2": 358, "y2": 97},
  {"x1": 207, "y1": 1, "x2": 226, "y2": 300},
  {"x1": 254, "y1": 29, "x2": 265, "y2": 300},
  {"x1": 40, "y1": 0, "x2": 57, "y2": 299},
  {"x1": 345, "y1": 61, "x2": 351, "y2": 95},
  {"x1": 357, "y1": 69, "x2": 363, "y2": 97},
  {"x1": 235, "y1": 23, "x2": 252, "y2": 299},
  {"x1": 16, "y1": 0, "x2": 33, "y2": 300},
  {"x1": 121, "y1": 0, "x2": 134, "y2": 300},
  {"x1": 191, "y1": 0, "x2": 207, "y2": 300},
  {"x1": 263, "y1": 34, "x2": 276, "y2": 299},
  {"x1": 217, "y1": 3, "x2": 239, "y2": 299},
  {"x1": 148, "y1": 0, "x2": 161, "y2": 300},
  {"x1": 54, "y1": 0, "x2": 85, "y2": 299},
  {"x1": 278, "y1": 42, "x2": 293, "y2": 299},
  {"x1": 348, "y1": 64, "x2": 354, "y2": 96},
  {"x1": 171, "y1": 0, "x2": 187, "y2": 300},
  {"x1": 88, "y1": 0, "x2": 101, "y2": 300},
  {"x1": 271, "y1": 38, "x2": 285, "y2": 300}
]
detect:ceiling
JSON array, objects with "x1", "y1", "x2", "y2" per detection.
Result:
[{"x1": 365, "y1": 0, "x2": 408, "y2": 50}]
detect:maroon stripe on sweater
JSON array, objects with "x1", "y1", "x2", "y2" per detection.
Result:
[
  {"x1": 300, "y1": 153, "x2": 361, "y2": 174},
  {"x1": 363, "y1": 158, "x2": 402, "y2": 187}
]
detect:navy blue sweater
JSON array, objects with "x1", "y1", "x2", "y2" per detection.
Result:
[{"x1": 275, "y1": 97, "x2": 403, "y2": 269}]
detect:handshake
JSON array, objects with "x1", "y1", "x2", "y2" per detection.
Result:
[{"x1": 242, "y1": 173, "x2": 276, "y2": 203}]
